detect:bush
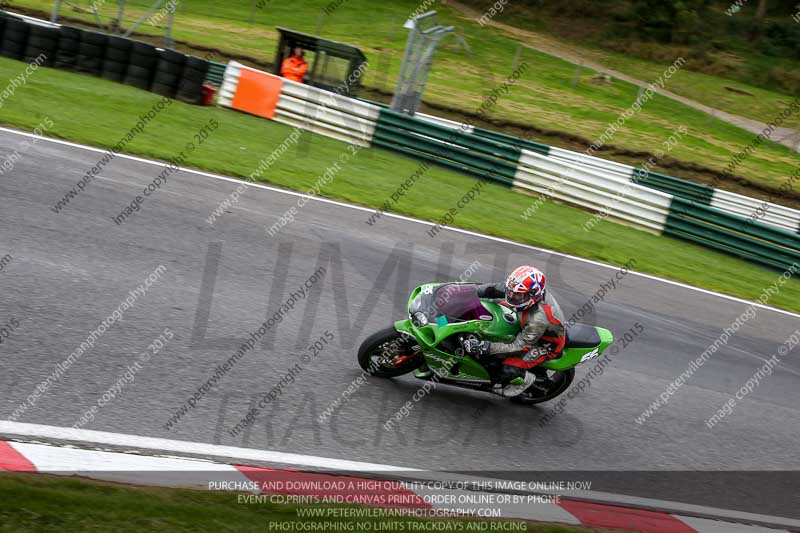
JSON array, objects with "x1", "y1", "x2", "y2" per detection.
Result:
[{"x1": 766, "y1": 65, "x2": 800, "y2": 94}]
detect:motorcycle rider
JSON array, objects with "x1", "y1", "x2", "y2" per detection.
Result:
[{"x1": 466, "y1": 265, "x2": 566, "y2": 397}]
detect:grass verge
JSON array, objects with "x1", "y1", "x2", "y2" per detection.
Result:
[
  {"x1": 6, "y1": 0, "x2": 800, "y2": 202},
  {"x1": 0, "y1": 57, "x2": 798, "y2": 313},
  {"x1": 0, "y1": 473, "x2": 584, "y2": 532},
  {"x1": 451, "y1": 0, "x2": 800, "y2": 130}
]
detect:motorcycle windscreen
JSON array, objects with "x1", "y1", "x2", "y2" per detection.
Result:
[{"x1": 430, "y1": 284, "x2": 491, "y2": 323}]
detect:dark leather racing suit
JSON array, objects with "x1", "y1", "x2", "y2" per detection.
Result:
[{"x1": 475, "y1": 284, "x2": 566, "y2": 385}]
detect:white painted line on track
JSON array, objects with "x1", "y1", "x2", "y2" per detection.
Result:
[{"x1": 2, "y1": 125, "x2": 798, "y2": 320}]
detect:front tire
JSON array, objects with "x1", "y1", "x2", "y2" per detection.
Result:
[
  {"x1": 358, "y1": 326, "x2": 422, "y2": 378},
  {"x1": 510, "y1": 368, "x2": 575, "y2": 405}
]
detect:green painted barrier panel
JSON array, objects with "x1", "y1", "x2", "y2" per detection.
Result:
[
  {"x1": 633, "y1": 169, "x2": 715, "y2": 205},
  {"x1": 372, "y1": 125, "x2": 518, "y2": 181},
  {"x1": 377, "y1": 109, "x2": 521, "y2": 162},
  {"x1": 665, "y1": 197, "x2": 800, "y2": 270},
  {"x1": 672, "y1": 197, "x2": 800, "y2": 245},
  {"x1": 371, "y1": 138, "x2": 515, "y2": 186},
  {"x1": 373, "y1": 108, "x2": 521, "y2": 187},
  {"x1": 206, "y1": 61, "x2": 226, "y2": 87},
  {"x1": 472, "y1": 126, "x2": 550, "y2": 156}
]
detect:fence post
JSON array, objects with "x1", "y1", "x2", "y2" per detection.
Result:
[
  {"x1": 165, "y1": 2, "x2": 176, "y2": 48},
  {"x1": 113, "y1": 0, "x2": 127, "y2": 34},
  {"x1": 50, "y1": 0, "x2": 61, "y2": 23}
]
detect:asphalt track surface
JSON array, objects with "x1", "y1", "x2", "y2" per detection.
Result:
[{"x1": 1, "y1": 129, "x2": 799, "y2": 518}]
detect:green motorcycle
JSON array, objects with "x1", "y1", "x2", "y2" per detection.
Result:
[{"x1": 358, "y1": 282, "x2": 613, "y2": 404}]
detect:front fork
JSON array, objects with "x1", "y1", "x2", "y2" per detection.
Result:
[{"x1": 384, "y1": 322, "x2": 422, "y2": 366}]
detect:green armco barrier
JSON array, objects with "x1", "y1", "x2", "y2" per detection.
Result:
[
  {"x1": 377, "y1": 109, "x2": 521, "y2": 161},
  {"x1": 633, "y1": 169, "x2": 715, "y2": 205},
  {"x1": 372, "y1": 125, "x2": 518, "y2": 180},
  {"x1": 665, "y1": 197, "x2": 800, "y2": 270},
  {"x1": 371, "y1": 138, "x2": 515, "y2": 186},
  {"x1": 206, "y1": 60, "x2": 226, "y2": 86},
  {"x1": 472, "y1": 126, "x2": 550, "y2": 156},
  {"x1": 373, "y1": 108, "x2": 521, "y2": 186},
  {"x1": 671, "y1": 197, "x2": 800, "y2": 245}
]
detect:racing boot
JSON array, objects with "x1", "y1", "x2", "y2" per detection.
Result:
[
  {"x1": 493, "y1": 371, "x2": 536, "y2": 397},
  {"x1": 414, "y1": 360, "x2": 433, "y2": 379}
]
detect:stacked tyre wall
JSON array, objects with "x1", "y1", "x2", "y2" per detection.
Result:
[{"x1": 0, "y1": 12, "x2": 209, "y2": 104}]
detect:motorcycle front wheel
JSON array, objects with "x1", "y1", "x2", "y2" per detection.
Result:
[{"x1": 358, "y1": 326, "x2": 422, "y2": 378}]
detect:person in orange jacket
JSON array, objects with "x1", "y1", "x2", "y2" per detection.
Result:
[{"x1": 281, "y1": 47, "x2": 308, "y2": 83}]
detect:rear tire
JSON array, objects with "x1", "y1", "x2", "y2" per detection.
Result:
[
  {"x1": 510, "y1": 368, "x2": 575, "y2": 405},
  {"x1": 358, "y1": 326, "x2": 422, "y2": 378}
]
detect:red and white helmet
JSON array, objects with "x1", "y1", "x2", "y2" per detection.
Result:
[{"x1": 504, "y1": 265, "x2": 545, "y2": 312}]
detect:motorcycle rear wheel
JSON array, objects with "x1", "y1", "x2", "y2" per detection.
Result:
[
  {"x1": 358, "y1": 326, "x2": 422, "y2": 378},
  {"x1": 510, "y1": 368, "x2": 575, "y2": 405}
]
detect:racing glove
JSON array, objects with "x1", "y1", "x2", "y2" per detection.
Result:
[{"x1": 461, "y1": 336, "x2": 490, "y2": 358}]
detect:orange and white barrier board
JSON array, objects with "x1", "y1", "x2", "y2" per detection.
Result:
[{"x1": 218, "y1": 61, "x2": 379, "y2": 147}]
